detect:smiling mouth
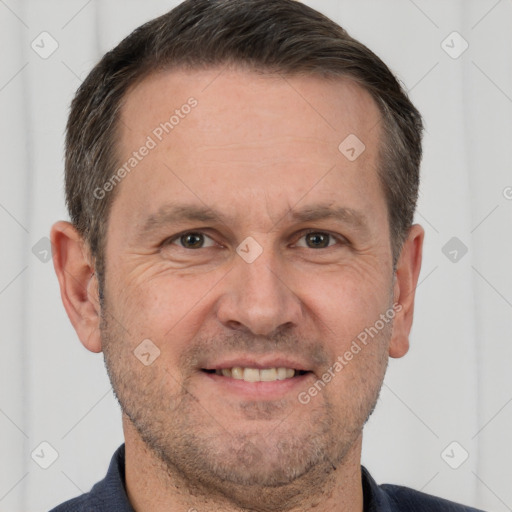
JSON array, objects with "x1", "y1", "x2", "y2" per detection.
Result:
[{"x1": 202, "y1": 368, "x2": 310, "y2": 383}]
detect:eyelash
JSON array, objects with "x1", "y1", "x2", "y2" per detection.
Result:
[{"x1": 162, "y1": 229, "x2": 348, "y2": 250}]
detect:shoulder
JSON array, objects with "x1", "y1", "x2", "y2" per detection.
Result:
[
  {"x1": 48, "y1": 492, "x2": 97, "y2": 512},
  {"x1": 379, "y1": 482, "x2": 484, "y2": 511},
  {"x1": 47, "y1": 477, "x2": 113, "y2": 512},
  {"x1": 362, "y1": 466, "x2": 485, "y2": 512},
  {"x1": 47, "y1": 444, "x2": 132, "y2": 512}
]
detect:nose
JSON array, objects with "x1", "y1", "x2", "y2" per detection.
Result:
[{"x1": 215, "y1": 246, "x2": 304, "y2": 337}]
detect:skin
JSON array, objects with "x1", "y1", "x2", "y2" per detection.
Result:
[{"x1": 51, "y1": 68, "x2": 424, "y2": 512}]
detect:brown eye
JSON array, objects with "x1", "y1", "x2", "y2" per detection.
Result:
[
  {"x1": 296, "y1": 232, "x2": 338, "y2": 249},
  {"x1": 169, "y1": 232, "x2": 216, "y2": 249},
  {"x1": 305, "y1": 233, "x2": 331, "y2": 248}
]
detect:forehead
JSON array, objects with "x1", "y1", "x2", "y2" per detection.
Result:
[
  {"x1": 121, "y1": 67, "x2": 381, "y2": 148},
  {"x1": 110, "y1": 67, "x2": 385, "y2": 235}
]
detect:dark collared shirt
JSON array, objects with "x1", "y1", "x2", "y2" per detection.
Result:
[{"x1": 49, "y1": 444, "x2": 484, "y2": 511}]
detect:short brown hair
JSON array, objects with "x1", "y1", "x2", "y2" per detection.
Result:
[{"x1": 65, "y1": 0, "x2": 423, "y2": 288}]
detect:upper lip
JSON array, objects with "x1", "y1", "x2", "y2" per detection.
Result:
[{"x1": 202, "y1": 355, "x2": 312, "y2": 372}]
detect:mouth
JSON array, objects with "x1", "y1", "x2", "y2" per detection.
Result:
[
  {"x1": 198, "y1": 356, "x2": 316, "y2": 399},
  {"x1": 199, "y1": 363, "x2": 314, "y2": 400},
  {"x1": 202, "y1": 367, "x2": 311, "y2": 383}
]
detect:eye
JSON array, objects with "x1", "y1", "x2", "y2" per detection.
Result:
[
  {"x1": 295, "y1": 231, "x2": 342, "y2": 249},
  {"x1": 168, "y1": 232, "x2": 217, "y2": 249},
  {"x1": 163, "y1": 230, "x2": 345, "y2": 251}
]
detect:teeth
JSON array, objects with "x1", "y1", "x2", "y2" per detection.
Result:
[
  {"x1": 260, "y1": 368, "x2": 277, "y2": 381},
  {"x1": 244, "y1": 368, "x2": 260, "y2": 382},
  {"x1": 232, "y1": 367, "x2": 243, "y2": 379},
  {"x1": 277, "y1": 367, "x2": 288, "y2": 380},
  {"x1": 214, "y1": 367, "x2": 299, "y2": 382}
]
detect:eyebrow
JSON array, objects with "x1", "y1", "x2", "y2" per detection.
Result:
[{"x1": 139, "y1": 202, "x2": 370, "y2": 238}]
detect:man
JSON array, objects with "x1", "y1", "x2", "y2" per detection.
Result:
[{"x1": 49, "y1": 0, "x2": 484, "y2": 511}]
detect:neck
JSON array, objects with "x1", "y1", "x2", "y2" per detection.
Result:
[{"x1": 123, "y1": 416, "x2": 365, "y2": 512}]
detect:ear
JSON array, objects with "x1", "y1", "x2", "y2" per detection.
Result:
[
  {"x1": 389, "y1": 224, "x2": 424, "y2": 358},
  {"x1": 50, "y1": 221, "x2": 102, "y2": 353}
]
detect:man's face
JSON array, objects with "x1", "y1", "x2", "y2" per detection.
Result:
[{"x1": 100, "y1": 68, "x2": 398, "y2": 502}]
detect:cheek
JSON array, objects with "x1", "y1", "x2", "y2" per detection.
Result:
[
  {"x1": 113, "y1": 269, "x2": 221, "y2": 344},
  {"x1": 299, "y1": 263, "x2": 392, "y2": 339}
]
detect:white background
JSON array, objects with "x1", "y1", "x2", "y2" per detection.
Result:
[{"x1": 1, "y1": 0, "x2": 511, "y2": 510}]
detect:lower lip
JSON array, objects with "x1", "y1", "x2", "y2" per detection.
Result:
[{"x1": 200, "y1": 371, "x2": 313, "y2": 399}]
